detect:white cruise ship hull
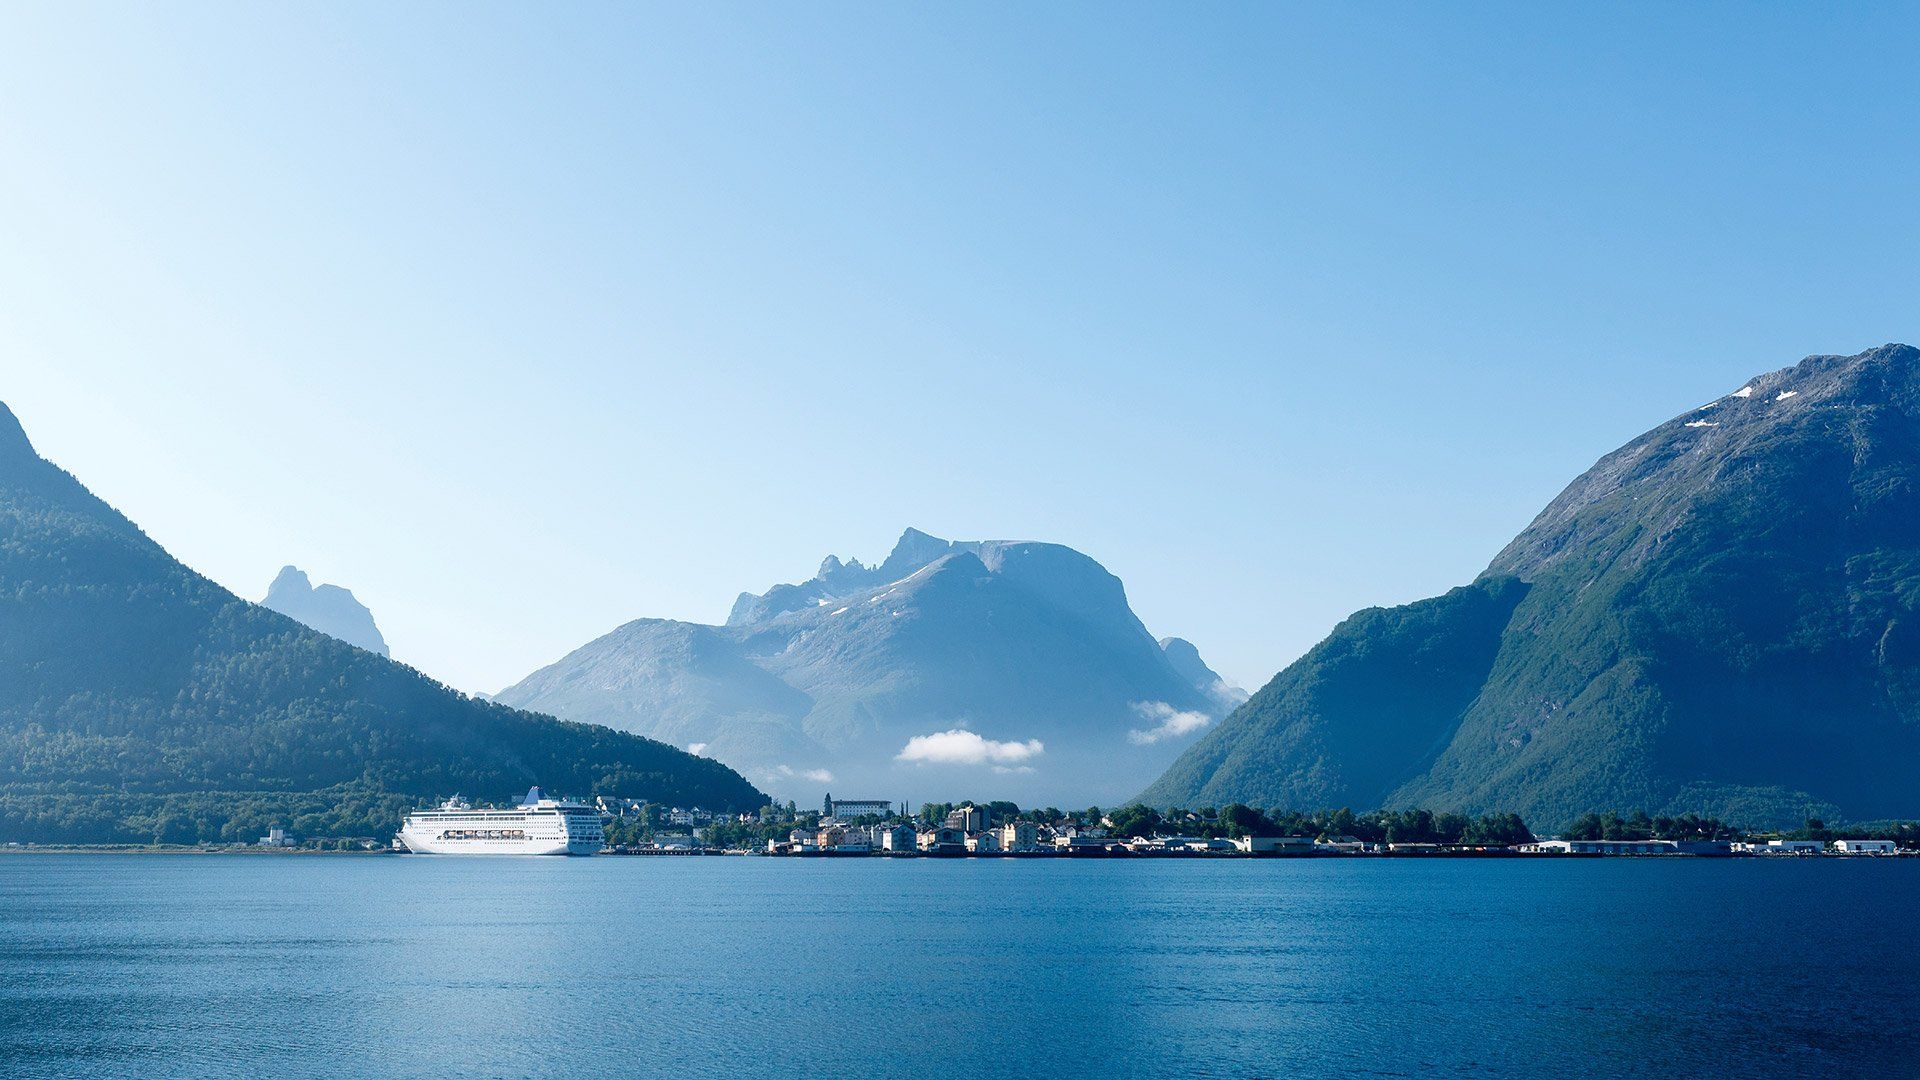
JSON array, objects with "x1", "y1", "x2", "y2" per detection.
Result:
[
  {"x1": 397, "y1": 828, "x2": 600, "y2": 856},
  {"x1": 396, "y1": 793, "x2": 605, "y2": 855}
]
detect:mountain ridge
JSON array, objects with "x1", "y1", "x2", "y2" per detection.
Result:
[
  {"x1": 263, "y1": 565, "x2": 390, "y2": 657},
  {"x1": 1142, "y1": 344, "x2": 1920, "y2": 829},
  {"x1": 501, "y1": 528, "x2": 1245, "y2": 803},
  {"x1": 0, "y1": 400, "x2": 764, "y2": 844}
]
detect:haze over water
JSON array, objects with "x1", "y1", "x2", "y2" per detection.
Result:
[{"x1": 4, "y1": 856, "x2": 1914, "y2": 1079}]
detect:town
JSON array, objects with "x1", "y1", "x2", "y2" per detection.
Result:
[{"x1": 593, "y1": 795, "x2": 1920, "y2": 858}]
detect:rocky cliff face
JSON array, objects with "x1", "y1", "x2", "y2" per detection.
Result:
[
  {"x1": 262, "y1": 566, "x2": 390, "y2": 657},
  {"x1": 500, "y1": 529, "x2": 1244, "y2": 804},
  {"x1": 1160, "y1": 637, "x2": 1251, "y2": 711},
  {"x1": 1143, "y1": 345, "x2": 1920, "y2": 829}
]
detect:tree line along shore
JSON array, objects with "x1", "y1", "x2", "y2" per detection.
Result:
[{"x1": 9, "y1": 800, "x2": 1918, "y2": 857}]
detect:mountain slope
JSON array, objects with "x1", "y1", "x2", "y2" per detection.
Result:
[
  {"x1": 0, "y1": 402, "x2": 763, "y2": 844},
  {"x1": 1142, "y1": 344, "x2": 1920, "y2": 829},
  {"x1": 1159, "y1": 636, "x2": 1252, "y2": 711},
  {"x1": 262, "y1": 565, "x2": 390, "y2": 656},
  {"x1": 1140, "y1": 580, "x2": 1528, "y2": 811},
  {"x1": 500, "y1": 529, "x2": 1244, "y2": 804}
]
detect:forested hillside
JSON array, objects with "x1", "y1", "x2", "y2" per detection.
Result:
[
  {"x1": 1144, "y1": 345, "x2": 1920, "y2": 830},
  {"x1": 0, "y1": 402, "x2": 763, "y2": 844}
]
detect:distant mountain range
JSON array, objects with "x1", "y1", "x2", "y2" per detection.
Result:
[
  {"x1": 498, "y1": 528, "x2": 1244, "y2": 804},
  {"x1": 262, "y1": 566, "x2": 389, "y2": 656},
  {"x1": 0, "y1": 401, "x2": 762, "y2": 844},
  {"x1": 1142, "y1": 344, "x2": 1920, "y2": 830}
]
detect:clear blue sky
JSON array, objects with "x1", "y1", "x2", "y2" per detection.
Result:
[{"x1": 2, "y1": 4, "x2": 1915, "y2": 694}]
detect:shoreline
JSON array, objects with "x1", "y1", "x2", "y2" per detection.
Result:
[
  {"x1": 2, "y1": 844, "x2": 1911, "y2": 860},
  {"x1": 0, "y1": 846, "x2": 392, "y2": 856}
]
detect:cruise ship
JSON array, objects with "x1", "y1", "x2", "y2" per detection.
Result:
[{"x1": 395, "y1": 787, "x2": 604, "y2": 855}]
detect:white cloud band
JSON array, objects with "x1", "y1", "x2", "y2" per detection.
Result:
[
  {"x1": 896, "y1": 729, "x2": 1044, "y2": 766},
  {"x1": 1127, "y1": 701, "x2": 1211, "y2": 745}
]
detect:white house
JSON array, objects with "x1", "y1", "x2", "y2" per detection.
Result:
[{"x1": 966, "y1": 831, "x2": 1001, "y2": 853}]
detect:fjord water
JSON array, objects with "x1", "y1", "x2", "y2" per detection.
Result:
[{"x1": 3, "y1": 857, "x2": 1915, "y2": 1079}]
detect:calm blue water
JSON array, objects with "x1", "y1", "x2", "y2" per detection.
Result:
[{"x1": 2, "y1": 855, "x2": 1916, "y2": 1079}]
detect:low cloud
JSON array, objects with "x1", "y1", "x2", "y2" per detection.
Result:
[
  {"x1": 686, "y1": 742, "x2": 709, "y2": 756},
  {"x1": 1201, "y1": 678, "x2": 1250, "y2": 709},
  {"x1": 896, "y1": 729, "x2": 1044, "y2": 767},
  {"x1": 766, "y1": 764, "x2": 835, "y2": 783},
  {"x1": 1127, "y1": 701, "x2": 1211, "y2": 745}
]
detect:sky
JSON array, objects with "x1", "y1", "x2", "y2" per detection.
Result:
[{"x1": 1, "y1": 4, "x2": 1916, "y2": 695}]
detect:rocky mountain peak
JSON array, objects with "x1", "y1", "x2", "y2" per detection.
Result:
[
  {"x1": 507, "y1": 526, "x2": 1240, "y2": 804},
  {"x1": 877, "y1": 527, "x2": 957, "y2": 578},
  {"x1": 261, "y1": 565, "x2": 390, "y2": 657},
  {"x1": 0, "y1": 402, "x2": 33, "y2": 461}
]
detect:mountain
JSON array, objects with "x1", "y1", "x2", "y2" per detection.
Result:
[
  {"x1": 1159, "y1": 636, "x2": 1251, "y2": 711},
  {"x1": 262, "y1": 566, "x2": 390, "y2": 656},
  {"x1": 0, "y1": 401, "x2": 763, "y2": 844},
  {"x1": 498, "y1": 528, "x2": 1245, "y2": 804},
  {"x1": 1141, "y1": 344, "x2": 1920, "y2": 830}
]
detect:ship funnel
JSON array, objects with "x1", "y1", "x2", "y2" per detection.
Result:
[{"x1": 521, "y1": 786, "x2": 545, "y2": 806}]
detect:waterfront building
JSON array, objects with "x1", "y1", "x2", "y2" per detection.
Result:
[
  {"x1": 967, "y1": 831, "x2": 1001, "y2": 853},
  {"x1": 999, "y1": 821, "x2": 1041, "y2": 852},
  {"x1": 918, "y1": 826, "x2": 966, "y2": 853},
  {"x1": 1518, "y1": 839, "x2": 1678, "y2": 855},
  {"x1": 257, "y1": 827, "x2": 290, "y2": 848},
  {"x1": 1753, "y1": 840, "x2": 1825, "y2": 854},
  {"x1": 1128, "y1": 836, "x2": 1203, "y2": 852},
  {"x1": 1832, "y1": 839, "x2": 1897, "y2": 854},
  {"x1": 945, "y1": 805, "x2": 988, "y2": 833},
  {"x1": 1234, "y1": 836, "x2": 1315, "y2": 854},
  {"x1": 812, "y1": 824, "x2": 871, "y2": 852},
  {"x1": 1056, "y1": 825, "x2": 1107, "y2": 845},
  {"x1": 1316, "y1": 836, "x2": 1368, "y2": 854},
  {"x1": 875, "y1": 823, "x2": 918, "y2": 852}
]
